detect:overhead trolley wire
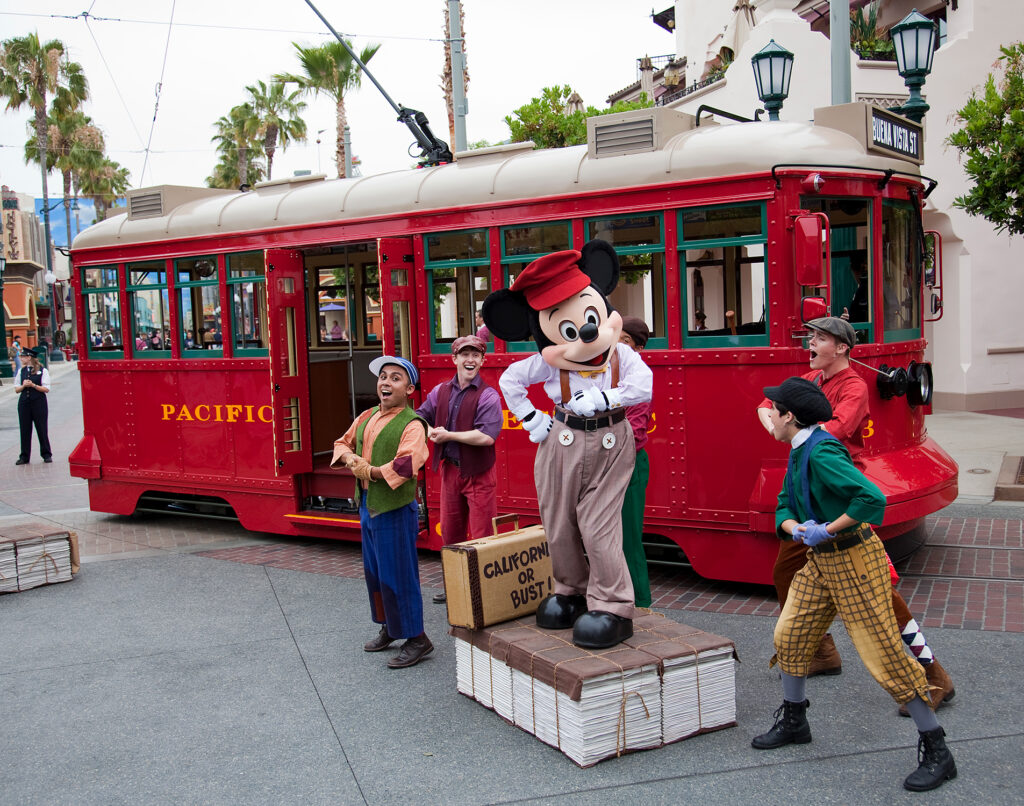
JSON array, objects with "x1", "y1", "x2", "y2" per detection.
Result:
[{"x1": 139, "y1": 0, "x2": 177, "y2": 185}]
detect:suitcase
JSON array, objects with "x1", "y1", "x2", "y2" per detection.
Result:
[{"x1": 441, "y1": 514, "x2": 553, "y2": 629}]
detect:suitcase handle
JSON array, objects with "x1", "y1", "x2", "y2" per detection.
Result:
[{"x1": 491, "y1": 513, "x2": 520, "y2": 535}]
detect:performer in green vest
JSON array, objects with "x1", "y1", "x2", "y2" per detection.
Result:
[{"x1": 332, "y1": 356, "x2": 432, "y2": 669}]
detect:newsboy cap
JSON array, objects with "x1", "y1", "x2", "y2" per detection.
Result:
[
  {"x1": 806, "y1": 316, "x2": 856, "y2": 349},
  {"x1": 762, "y1": 377, "x2": 833, "y2": 426}
]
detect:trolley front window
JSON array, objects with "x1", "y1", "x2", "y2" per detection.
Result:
[
  {"x1": 679, "y1": 203, "x2": 767, "y2": 346},
  {"x1": 587, "y1": 214, "x2": 667, "y2": 349},
  {"x1": 499, "y1": 222, "x2": 572, "y2": 353},
  {"x1": 426, "y1": 228, "x2": 492, "y2": 353},
  {"x1": 81, "y1": 264, "x2": 124, "y2": 356},
  {"x1": 227, "y1": 252, "x2": 268, "y2": 356},
  {"x1": 127, "y1": 260, "x2": 170, "y2": 357},
  {"x1": 881, "y1": 201, "x2": 922, "y2": 342},
  {"x1": 176, "y1": 256, "x2": 223, "y2": 356}
]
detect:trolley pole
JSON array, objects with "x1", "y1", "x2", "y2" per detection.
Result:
[{"x1": 831, "y1": 0, "x2": 852, "y2": 105}]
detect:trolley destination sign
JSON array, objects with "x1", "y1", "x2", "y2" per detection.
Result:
[{"x1": 869, "y1": 107, "x2": 923, "y2": 163}]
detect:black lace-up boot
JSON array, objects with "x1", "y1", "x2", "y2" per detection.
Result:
[
  {"x1": 751, "y1": 699, "x2": 811, "y2": 749},
  {"x1": 903, "y1": 727, "x2": 957, "y2": 791}
]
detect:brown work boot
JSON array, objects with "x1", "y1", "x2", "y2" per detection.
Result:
[
  {"x1": 807, "y1": 633, "x2": 842, "y2": 677},
  {"x1": 899, "y1": 658, "x2": 955, "y2": 716},
  {"x1": 387, "y1": 633, "x2": 434, "y2": 669},
  {"x1": 363, "y1": 626, "x2": 395, "y2": 652}
]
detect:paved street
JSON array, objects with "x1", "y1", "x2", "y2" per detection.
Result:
[{"x1": 1, "y1": 362, "x2": 1023, "y2": 804}]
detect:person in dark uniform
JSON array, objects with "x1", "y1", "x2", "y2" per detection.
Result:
[{"x1": 15, "y1": 347, "x2": 52, "y2": 465}]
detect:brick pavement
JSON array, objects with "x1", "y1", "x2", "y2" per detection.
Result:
[{"x1": 196, "y1": 512, "x2": 1024, "y2": 633}]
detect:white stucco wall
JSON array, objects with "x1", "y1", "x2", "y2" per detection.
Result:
[{"x1": 666, "y1": 0, "x2": 1024, "y2": 410}]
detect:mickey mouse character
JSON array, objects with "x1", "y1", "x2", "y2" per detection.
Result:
[{"x1": 482, "y1": 241, "x2": 653, "y2": 648}]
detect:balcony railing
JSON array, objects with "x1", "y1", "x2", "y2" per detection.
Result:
[{"x1": 656, "y1": 73, "x2": 726, "y2": 106}]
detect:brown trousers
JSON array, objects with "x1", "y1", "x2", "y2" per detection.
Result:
[
  {"x1": 774, "y1": 537, "x2": 914, "y2": 628},
  {"x1": 534, "y1": 413, "x2": 635, "y2": 619},
  {"x1": 774, "y1": 532, "x2": 930, "y2": 704}
]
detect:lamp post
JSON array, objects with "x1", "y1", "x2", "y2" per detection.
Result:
[
  {"x1": 889, "y1": 9, "x2": 937, "y2": 124},
  {"x1": 0, "y1": 255, "x2": 10, "y2": 380},
  {"x1": 751, "y1": 40, "x2": 795, "y2": 121}
]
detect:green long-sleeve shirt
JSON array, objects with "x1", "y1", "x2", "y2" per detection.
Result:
[{"x1": 776, "y1": 435, "x2": 886, "y2": 540}]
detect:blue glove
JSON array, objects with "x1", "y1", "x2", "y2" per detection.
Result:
[
  {"x1": 791, "y1": 520, "x2": 816, "y2": 542},
  {"x1": 800, "y1": 522, "x2": 833, "y2": 547}
]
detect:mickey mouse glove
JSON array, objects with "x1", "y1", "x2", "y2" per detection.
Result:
[
  {"x1": 520, "y1": 409, "x2": 553, "y2": 443},
  {"x1": 567, "y1": 387, "x2": 622, "y2": 417}
]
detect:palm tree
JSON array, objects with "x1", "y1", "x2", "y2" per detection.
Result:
[
  {"x1": 0, "y1": 33, "x2": 88, "y2": 270},
  {"x1": 25, "y1": 107, "x2": 103, "y2": 245},
  {"x1": 205, "y1": 151, "x2": 266, "y2": 190},
  {"x1": 274, "y1": 40, "x2": 380, "y2": 178},
  {"x1": 78, "y1": 157, "x2": 129, "y2": 221},
  {"x1": 246, "y1": 80, "x2": 307, "y2": 180},
  {"x1": 211, "y1": 102, "x2": 262, "y2": 187}
]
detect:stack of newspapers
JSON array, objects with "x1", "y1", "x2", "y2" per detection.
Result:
[
  {"x1": 0, "y1": 540, "x2": 17, "y2": 593},
  {"x1": 15, "y1": 533, "x2": 73, "y2": 591},
  {"x1": 451, "y1": 614, "x2": 736, "y2": 766}
]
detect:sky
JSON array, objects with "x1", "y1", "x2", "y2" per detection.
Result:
[{"x1": 0, "y1": 0, "x2": 676, "y2": 196}]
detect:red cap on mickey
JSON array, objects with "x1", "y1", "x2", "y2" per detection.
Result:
[{"x1": 510, "y1": 249, "x2": 590, "y2": 310}]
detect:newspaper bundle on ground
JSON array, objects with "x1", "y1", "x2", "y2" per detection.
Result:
[
  {"x1": 451, "y1": 613, "x2": 737, "y2": 766},
  {"x1": 0, "y1": 524, "x2": 80, "y2": 594}
]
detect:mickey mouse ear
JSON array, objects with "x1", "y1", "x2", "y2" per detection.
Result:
[
  {"x1": 580, "y1": 240, "x2": 619, "y2": 294},
  {"x1": 481, "y1": 289, "x2": 533, "y2": 342}
]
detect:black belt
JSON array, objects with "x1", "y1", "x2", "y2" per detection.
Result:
[
  {"x1": 812, "y1": 523, "x2": 873, "y2": 554},
  {"x1": 554, "y1": 408, "x2": 626, "y2": 431}
]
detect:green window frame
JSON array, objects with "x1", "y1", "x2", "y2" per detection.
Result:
[
  {"x1": 881, "y1": 200, "x2": 922, "y2": 344},
  {"x1": 499, "y1": 221, "x2": 573, "y2": 353},
  {"x1": 227, "y1": 252, "x2": 269, "y2": 357},
  {"x1": 175, "y1": 256, "x2": 224, "y2": 358},
  {"x1": 126, "y1": 260, "x2": 171, "y2": 358},
  {"x1": 585, "y1": 213, "x2": 668, "y2": 350},
  {"x1": 424, "y1": 228, "x2": 492, "y2": 354},
  {"x1": 678, "y1": 202, "x2": 769, "y2": 347},
  {"x1": 81, "y1": 264, "x2": 124, "y2": 359}
]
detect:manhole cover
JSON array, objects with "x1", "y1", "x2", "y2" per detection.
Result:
[{"x1": 966, "y1": 468, "x2": 991, "y2": 475}]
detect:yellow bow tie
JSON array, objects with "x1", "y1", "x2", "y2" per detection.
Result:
[{"x1": 578, "y1": 366, "x2": 608, "y2": 379}]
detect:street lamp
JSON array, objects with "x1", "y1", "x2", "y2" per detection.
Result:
[
  {"x1": 889, "y1": 9, "x2": 937, "y2": 124},
  {"x1": 0, "y1": 255, "x2": 9, "y2": 380},
  {"x1": 751, "y1": 40, "x2": 795, "y2": 121}
]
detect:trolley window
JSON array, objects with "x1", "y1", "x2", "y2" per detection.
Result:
[
  {"x1": 311, "y1": 242, "x2": 380, "y2": 348},
  {"x1": 126, "y1": 261, "x2": 170, "y2": 357},
  {"x1": 500, "y1": 221, "x2": 572, "y2": 352},
  {"x1": 881, "y1": 201, "x2": 922, "y2": 342},
  {"x1": 679, "y1": 203, "x2": 767, "y2": 346},
  {"x1": 227, "y1": 252, "x2": 268, "y2": 356},
  {"x1": 81, "y1": 264, "x2": 124, "y2": 357},
  {"x1": 425, "y1": 229, "x2": 491, "y2": 353},
  {"x1": 801, "y1": 198, "x2": 872, "y2": 344},
  {"x1": 587, "y1": 214, "x2": 667, "y2": 350},
  {"x1": 175, "y1": 256, "x2": 223, "y2": 356}
]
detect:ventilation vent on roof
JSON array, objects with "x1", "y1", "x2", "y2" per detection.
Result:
[
  {"x1": 127, "y1": 191, "x2": 164, "y2": 219},
  {"x1": 587, "y1": 108, "x2": 697, "y2": 159}
]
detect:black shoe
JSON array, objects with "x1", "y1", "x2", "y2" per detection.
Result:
[
  {"x1": 572, "y1": 611, "x2": 633, "y2": 648},
  {"x1": 752, "y1": 699, "x2": 812, "y2": 749},
  {"x1": 904, "y1": 727, "x2": 957, "y2": 791},
  {"x1": 15, "y1": 458, "x2": 27, "y2": 465},
  {"x1": 363, "y1": 626, "x2": 395, "y2": 652},
  {"x1": 43, "y1": 456, "x2": 52, "y2": 463},
  {"x1": 387, "y1": 634, "x2": 434, "y2": 668},
  {"x1": 536, "y1": 594, "x2": 587, "y2": 629},
  {"x1": 432, "y1": 591, "x2": 447, "y2": 604}
]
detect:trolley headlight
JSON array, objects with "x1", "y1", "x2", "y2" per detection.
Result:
[{"x1": 906, "y1": 361, "x2": 934, "y2": 407}]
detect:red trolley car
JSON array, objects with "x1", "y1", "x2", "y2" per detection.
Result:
[{"x1": 68, "y1": 102, "x2": 956, "y2": 584}]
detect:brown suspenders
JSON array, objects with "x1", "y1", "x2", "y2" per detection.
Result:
[{"x1": 559, "y1": 348, "x2": 620, "y2": 406}]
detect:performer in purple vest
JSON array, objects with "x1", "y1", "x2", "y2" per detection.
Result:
[{"x1": 416, "y1": 335, "x2": 503, "y2": 602}]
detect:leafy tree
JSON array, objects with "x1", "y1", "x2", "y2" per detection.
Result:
[
  {"x1": 78, "y1": 156, "x2": 129, "y2": 221},
  {"x1": 0, "y1": 32, "x2": 88, "y2": 255},
  {"x1": 245, "y1": 79, "x2": 307, "y2": 180},
  {"x1": 25, "y1": 107, "x2": 104, "y2": 243},
  {"x1": 947, "y1": 43, "x2": 1024, "y2": 236},
  {"x1": 504, "y1": 85, "x2": 653, "y2": 149},
  {"x1": 211, "y1": 102, "x2": 263, "y2": 187},
  {"x1": 275, "y1": 40, "x2": 380, "y2": 178}
]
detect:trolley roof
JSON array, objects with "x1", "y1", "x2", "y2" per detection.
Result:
[{"x1": 73, "y1": 107, "x2": 920, "y2": 252}]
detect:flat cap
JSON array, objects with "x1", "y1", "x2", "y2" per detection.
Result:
[
  {"x1": 806, "y1": 316, "x2": 856, "y2": 349},
  {"x1": 763, "y1": 377, "x2": 833, "y2": 426}
]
